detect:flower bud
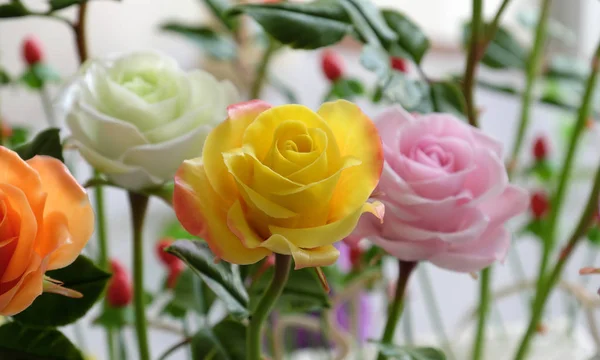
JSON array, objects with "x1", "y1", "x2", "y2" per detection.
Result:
[
  {"x1": 166, "y1": 261, "x2": 185, "y2": 289},
  {"x1": 22, "y1": 36, "x2": 44, "y2": 66},
  {"x1": 156, "y1": 237, "x2": 181, "y2": 268},
  {"x1": 532, "y1": 135, "x2": 549, "y2": 161},
  {"x1": 321, "y1": 50, "x2": 344, "y2": 82},
  {"x1": 530, "y1": 191, "x2": 550, "y2": 219},
  {"x1": 107, "y1": 261, "x2": 132, "y2": 308},
  {"x1": 349, "y1": 244, "x2": 362, "y2": 268},
  {"x1": 390, "y1": 57, "x2": 408, "y2": 73}
]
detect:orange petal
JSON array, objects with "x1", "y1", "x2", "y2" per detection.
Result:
[
  {"x1": 317, "y1": 100, "x2": 383, "y2": 222},
  {"x1": 174, "y1": 162, "x2": 270, "y2": 265},
  {"x1": 0, "y1": 147, "x2": 45, "y2": 216},
  {"x1": 27, "y1": 156, "x2": 94, "y2": 270},
  {"x1": 203, "y1": 100, "x2": 272, "y2": 202},
  {"x1": 0, "y1": 184, "x2": 37, "y2": 283},
  {"x1": 0, "y1": 254, "x2": 45, "y2": 316}
]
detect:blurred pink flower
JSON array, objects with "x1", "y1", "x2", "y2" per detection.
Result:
[{"x1": 349, "y1": 107, "x2": 528, "y2": 272}]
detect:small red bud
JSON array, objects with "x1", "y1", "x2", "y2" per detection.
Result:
[
  {"x1": 535, "y1": 323, "x2": 548, "y2": 334},
  {"x1": 321, "y1": 50, "x2": 344, "y2": 82},
  {"x1": 22, "y1": 36, "x2": 44, "y2": 66},
  {"x1": 390, "y1": 57, "x2": 408, "y2": 73},
  {"x1": 349, "y1": 245, "x2": 362, "y2": 268},
  {"x1": 107, "y1": 260, "x2": 132, "y2": 308},
  {"x1": 532, "y1": 135, "x2": 549, "y2": 161},
  {"x1": 166, "y1": 261, "x2": 185, "y2": 289},
  {"x1": 530, "y1": 191, "x2": 550, "y2": 219},
  {"x1": 110, "y1": 259, "x2": 126, "y2": 275},
  {"x1": 156, "y1": 238, "x2": 181, "y2": 268}
]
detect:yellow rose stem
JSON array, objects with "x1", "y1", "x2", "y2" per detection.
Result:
[
  {"x1": 513, "y1": 37, "x2": 600, "y2": 360},
  {"x1": 375, "y1": 260, "x2": 417, "y2": 360},
  {"x1": 247, "y1": 254, "x2": 292, "y2": 360},
  {"x1": 128, "y1": 192, "x2": 151, "y2": 360}
]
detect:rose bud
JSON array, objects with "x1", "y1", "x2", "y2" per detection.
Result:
[
  {"x1": 156, "y1": 237, "x2": 182, "y2": 268},
  {"x1": 349, "y1": 244, "x2": 362, "y2": 268},
  {"x1": 107, "y1": 261, "x2": 133, "y2": 308},
  {"x1": 166, "y1": 261, "x2": 185, "y2": 289},
  {"x1": 390, "y1": 57, "x2": 408, "y2": 73},
  {"x1": 532, "y1": 135, "x2": 549, "y2": 161},
  {"x1": 530, "y1": 191, "x2": 550, "y2": 219},
  {"x1": 321, "y1": 50, "x2": 344, "y2": 82},
  {"x1": 22, "y1": 36, "x2": 44, "y2": 66}
]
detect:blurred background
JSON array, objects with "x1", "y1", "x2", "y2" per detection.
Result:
[{"x1": 1, "y1": 0, "x2": 600, "y2": 359}]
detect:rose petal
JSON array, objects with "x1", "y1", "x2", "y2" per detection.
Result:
[
  {"x1": 370, "y1": 235, "x2": 448, "y2": 262},
  {"x1": 479, "y1": 185, "x2": 529, "y2": 228},
  {"x1": 174, "y1": 162, "x2": 270, "y2": 264},
  {"x1": 260, "y1": 234, "x2": 340, "y2": 269},
  {"x1": 374, "y1": 105, "x2": 415, "y2": 149}
]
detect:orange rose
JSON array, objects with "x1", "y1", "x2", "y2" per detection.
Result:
[{"x1": 0, "y1": 147, "x2": 94, "y2": 316}]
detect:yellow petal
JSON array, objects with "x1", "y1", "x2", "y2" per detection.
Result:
[
  {"x1": 242, "y1": 104, "x2": 341, "y2": 170},
  {"x1": 285, "y1": 128, "x2": 329, "y2": 184},
  {"x1": 269, "y1": 201, "x2": 384, "y2": 249},
  {"x1": 173, "y1": 161, "x2": 270, "y2": 265},
  {"x1": 203, "y1": 100, "x2": 271, "y2": 201},
  {"x1": 318, "y1": 100, "x2": 383, "y2": 222},
  {"x1": 260, "y1": 235, "x2": 340, "y2": 270}
]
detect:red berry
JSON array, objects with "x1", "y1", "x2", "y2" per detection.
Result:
[
  {"x1": 390, "y1": 57, "x2": 408, "y2": 73},
  {"x1": 530, "y1": 191, "x2": 550, "y2": 219},
  {"x1": 321, "y1": 50, "x2": 344, "y2": 82},
  {"x1": 349, "y1": 245, "x2": 362, "y2": 268},
  {"x1": 107, "y1": 262, "x2": 132, "y2": 308},
  {"x1": 532, "y1": 135, "x2": 549, "y2": 161},
  {"x1": 156, "y1": 238, "x2": 181, "y2": 267},
  {"x1": 166, "y1": 261, "x2": 185, "y2": 289},
  {"x1": 22, "y1": 36, "x2": 44, "y2": 66}
]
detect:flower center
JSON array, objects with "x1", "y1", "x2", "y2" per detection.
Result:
[{"x1": 410, "y1": 141, "x2": 454, "y2": 171}]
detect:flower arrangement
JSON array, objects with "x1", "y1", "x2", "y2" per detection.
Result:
[{"x1": 0, "y1": 0, "x2": 599, "y2": 360}]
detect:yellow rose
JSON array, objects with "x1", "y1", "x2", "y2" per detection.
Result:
[{"x1": 173, "y1": 100, "x2": 383, "y2": 268}]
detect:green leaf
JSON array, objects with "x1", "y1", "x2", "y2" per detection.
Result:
[
  {"x1": 229, "y1": 1, "x2": 352, "y2": 49},
  {"x1": 463, "y1": 23, "x2": 526, "y2": 69},
  {"x1": 544, "y1": 55, "x2": 589, "y2": 82},
  {"x1": 162, "y1": 268, "x2": 215, "y2": 318},
  {"x1": 161, "y1": 23, "x2": 237, "y2": 60},
  {"x1": 49, "y1": 0, "x2": 85, "y2": 11},
  {"x1": 327, "y1": 78, "x2": 365, "y2": 101},
  {"x1": 14, "y1": 128, "x2": 64, "y2": 162},
  {"x1": 94, "y1": 306, "x2": 134, "y2": 329},
  {"x1": 0, "y1": 68, "x2": 10, "y2": 85},
  {"x1": 0, "y1": 322, "x2": 83, "y2": 360},
  {"x1": 371, "y1": 343, "x2": 446, "y2": 360},
  {"x1": 430, "y1": 81, "x2": 467, "y2": 117},
  {"x1": 161, "y1": 219, "x2": 199, "y2": 241},
  {"x1": 360, "y1": 43, "x2": 391, "y2": 81},
  {"x1": 521, "y1": 218, "x2": 545, "y2": 239},
  {"x1": 588, "y1": 226, "x2": 600, "y2": 247},
  {"x1": 201, "y1": 0, "x2": 238, "y2": 31},
  {"x1": 381, "y1": 9, "x2": 429, "y2": 64},
  {"x1": 250, "y1": 267, "x2": 330, "y2": 313},
  {"x1": 7, "y1": 127, "x2": 29, "y2": 148},
  {"x1": 342, "y1": 0, "x2": 397, "y2": 46},
  {"x1": 167, "y1": 240, "x2": 249, "y2": 319},
  {"x1": 20, "y1": 64, "x2": 61, "y2": 89},
  {"x1": 527, "y1": 160, "x2": 554, "y2": 182},
  {"x1": 0, "y1": 3, "x2": 29, "y2": 18},
  {"x1": 381, "y1": 73, "x2": 428, "y2": 111},
  {"x1": 191, "y1": 319, "x2": 246, "y2": 360},
  {"x1": 14, "y1": 255, "x2": 111, "y2": 327}
]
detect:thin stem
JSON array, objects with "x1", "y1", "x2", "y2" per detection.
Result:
[
  {"x1": 129, "y1": 192, "x2": 151, "y2": 360},
  {"x1": 40, "y1": 86, "x2": 57, "y2": 127},
  {"x1": 507, "y1": 0, "x2": 552, "y2": 175},
  {"x1": 417, "y1": 266, "x2": 455, "y2": 360},
  {"x1": 247, "y1": 254, "x2": 291, "y2": 360},
  {"x1": 479, "y1": 0, "x2": 512, "y2": 60},
  {"x1": 463, "y1": 0, "x2": 483, "y2": 127},
  {"x1": 157, "y1": 338, "x2": 192, "y2": 360},
  {"x1": 74, "y1": 1, "x2": 89, "y2": 64},
  {"x1": 376, "y1": 261, "x2": 417, "y2": 360},
  {"x1": 513, "y1": 38, "x2": 600, "y2": 360},
  {"x1": 514, "y1": 160, "x2": 600, "y2": 360},
  {"x1": 472, "y1": 268, "x2": 491, "y2": 360},
  {"x1": 250, "y1": 37, "x2": 277, "y2": 99}
]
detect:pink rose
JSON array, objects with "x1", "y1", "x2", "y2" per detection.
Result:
[{"x1": 350, "y1": 107, "x2": 528, "y2": 272}]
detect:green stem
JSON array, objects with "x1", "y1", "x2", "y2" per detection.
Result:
[
  {"x1": 247, "y1": 254, "x2": 291, "y2": 360},
  {"x1": 128, "y1": 192, "x2": 151, "y2": 360},
  {"x1": 74, "y1": 2, "x2": 89, "y2": 64},
  {"x1": 417, "y1": 266, "x2": 455, "y2": 360},
  {"x1": 480, "y1": 0, "x2": 512, "y2": 58},
  {"x1": 507, "y1": 0, "x2": 552, "y2": 175},
  {"x1": 472, "y1": 268, "x2": 491, "y2": 360},
  {"x1": 376, "y1": 261, "x2": 417, "y2": 360},
  {"x1": 513, "y1": 38, "x2": 600, "y2": 360},
  {"x1": 463, "y1": 0, "x2": 483, "y2": 127},
  {"x1": 250, "y1": 37, "x2": 277, "y2": 100}
]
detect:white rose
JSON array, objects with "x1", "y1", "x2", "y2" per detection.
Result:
[{"x1": 58, "y1": 51, "x2": 240, "y2": 190}]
